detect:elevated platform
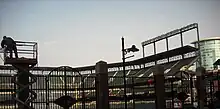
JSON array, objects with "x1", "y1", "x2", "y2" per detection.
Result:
[
  {"x1": 4, "y1": 57, "x2": 37, "y2": 66},
  {"x1": 3, "y1": 41, "x2": 38, "y2": 67}
]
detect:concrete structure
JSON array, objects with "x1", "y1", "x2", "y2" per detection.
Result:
[
  {"x1": 153, "y1": 65, "x2": 165, "y2": 109},
  {"x1": 95, "y1": 61, "x2": 109, "y2": 109},
  {"x1": 196, "y1": 67, "x2": 206, "y2": 109},
  {"x1": 192, "y1": 37, "x2": 220, "y2": 70}
]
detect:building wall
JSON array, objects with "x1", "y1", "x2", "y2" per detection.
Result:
[{"x1": 197, "y1": 39, "x2": 220, "y2": 70}]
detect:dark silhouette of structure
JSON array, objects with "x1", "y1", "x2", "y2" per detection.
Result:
[{"x1": 3, "y1": 40, "x2": 38, "y2": 109}]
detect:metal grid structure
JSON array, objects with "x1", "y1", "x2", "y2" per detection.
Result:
[{"x1": 1, "y1": 68, "x2": 219, "y2": 109}]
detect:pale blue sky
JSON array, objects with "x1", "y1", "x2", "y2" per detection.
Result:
[{"x1": 0, "y1": 0, "x2": 220, "y2": 67}]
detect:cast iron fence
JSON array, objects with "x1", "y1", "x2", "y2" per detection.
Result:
[{"x1": 0, "y1": 71, "x2": 219, "y2": 109}]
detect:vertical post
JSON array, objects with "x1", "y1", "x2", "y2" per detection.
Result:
[
  {"x1": 142, "y1": 45, "x2": 146, "y2": 68},
  {"x1": 96, "y1": 61, "x2": 109, "y2": 109},
  {"x1": 122, "y1": 37, "x2": 127, "y2": 109},
  {"x1": 181, "y1": 71, "x2": 183, "y2": 92},
  {"x1": 46, "y1": 77, "x2": 49, "y2": 109},
  {"x1": 153, "y1": 42, "x2": 157, "y2": 65},
  {"x1": 180, "y1": 29, "x2": 184, "y2": 47},
  {"x1": 82, "y1": 76, "x2": 85, "y2": 109},
  {"x1": 142, "y1": 45, "x2": 145, "y2": 58},
  {"x1": 196, "y1": 25, "x2": 202, "y2": 67},
  {"x1": 196, "y1": 67, "x2": 206, "y2": 109},
  {"x1": 190, "y1": 76, "x2": 194, "y2": 106},
  {"x1": 153, "y1": 42, "x2": 156, "y2": 55},
  {"x1": 153, "y1": 65, "x2": 165, "y2": 109},
  {"x1": 14, "y1": 79, "x2": 17, "y2": 109},
  {"x1": 64, "y1": 67, "x2": 68, "y2": 109},
  {"x1": 132, "y1": 77, "x2": 135, "y2": 109},
  {"x1": 171, "y1": 79, "x2": 174, "y2": 109},
  {"x1": 180, "y1": 29, "x2": 184, "y2": 60},
  {"x1": 166, "y1": 38, "x2": 169, "y2": 63},
  {"x1": 210, "y1": 77, "x2": 213, "y2": 107},
  {"x1": 166, "y1": 38, "x2": 169, "y2": 51}
]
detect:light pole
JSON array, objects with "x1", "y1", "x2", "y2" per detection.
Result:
[{"x1": 121, "y1": 37, "x2": 139, "y2": 109}]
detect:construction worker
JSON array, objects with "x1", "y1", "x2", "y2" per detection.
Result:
[{"x1": 1, "y1": 36, "x2": 18, "y2": 58}]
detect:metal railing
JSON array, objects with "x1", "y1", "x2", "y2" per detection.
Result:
[
  {"x1": 0, "y1": 70, "x2": 219, "y2": 109},
  {"x1": 3, "y1": 41, "x2": 37, "y2": 61}
]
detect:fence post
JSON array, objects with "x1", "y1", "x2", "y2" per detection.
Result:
[
  {"x1": 196, "y1": 67, "x2": 206, "y2": 109},
  {"x1": 95, "y1": 61, "x2": 109, "y2": 109},
  {"x1": 153, "y1": 65, "x2": 165, "y2": 109}
]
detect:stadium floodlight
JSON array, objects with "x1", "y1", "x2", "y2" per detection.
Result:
[
  {"x1": 141, "y1": 23, "x2": 200, "y2": 66},
  {"x1": 121, "y1": 37, "x2": 139, "y2": 109}
]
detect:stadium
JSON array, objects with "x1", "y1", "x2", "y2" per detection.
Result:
[{"x1": 0, "y1": 23, "x2": 219, "y2": 109}]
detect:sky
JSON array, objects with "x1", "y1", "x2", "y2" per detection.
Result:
[{"x1": 0, "y1": 0, "x2": 220, "y2": 67}]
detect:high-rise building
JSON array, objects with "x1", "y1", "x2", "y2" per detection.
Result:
[{"x1": 192, "y1": 37, "x2": 220, "y2": 70}]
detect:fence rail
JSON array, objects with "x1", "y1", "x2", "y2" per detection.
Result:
[{"x1": 0, "y1": 70, "x2": 219, "y2": 109}]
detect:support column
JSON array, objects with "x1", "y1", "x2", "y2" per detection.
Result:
[
  {"x1": 16, "y1": 64, "x2": 30, "y2": 109},
  {"x1": 95, "y1": 61, "x2": 109, "y2": 109},
  {"x1": 196, "y1": 67, "x2": 206, "y2": 109},
  {"x1": 153, "y1": 65, "x2": 165, "y2": 109}
]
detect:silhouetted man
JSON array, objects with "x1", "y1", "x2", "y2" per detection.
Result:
[{"x1": 1, "y1": 36, "x2": 18, "y2": 58}]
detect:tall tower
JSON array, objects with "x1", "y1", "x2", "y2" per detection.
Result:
[
  {"x1": 3, "y1": 41, "x2": 38, "y2": 109},
  {"x1": 192, "y1": 37, "x2": 220, "y2": 70}
]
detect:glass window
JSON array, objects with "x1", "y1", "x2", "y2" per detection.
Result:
[
  {"x1": 215, "y1": 40, "x2": 220, "y2": 44},
  {"x1": 206, "y1": 40, "x2": 215, "y2": 44}
]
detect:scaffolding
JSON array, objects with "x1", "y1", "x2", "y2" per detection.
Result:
[{"x1": 2, "y1": 41, "x2": 38, "y2": 109}]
